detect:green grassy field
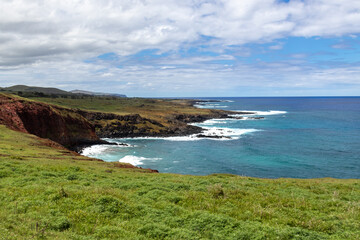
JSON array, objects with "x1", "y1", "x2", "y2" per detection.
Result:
[
  {"x1": 29, "y1": 96, "x2": 221, "y2": 122},
  {"x1": 1, "y1": 125, "x2": 359, "y2": 239}
]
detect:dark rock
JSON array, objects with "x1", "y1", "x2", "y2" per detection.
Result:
[
  {"x1": 248, "y1": 117, "x2": 264, "y2": 120},
  {"x1": 196, "y1": 134, "x2": 231, "y2": 139}
]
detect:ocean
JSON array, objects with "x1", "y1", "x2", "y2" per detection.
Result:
[{"x1": 82, "y1": 97, "x2": 360, "y2": 179}]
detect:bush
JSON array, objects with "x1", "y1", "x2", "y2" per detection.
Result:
[
  {"x1": 95, "y1": 196, "x2": 124, "y2": 214},
  {"x1": 50, "y1": 217, "x2": 71, "y2": 231},
  {"x1": 208, "y1": 183, "x2": 225, "y2": 198},
  {"x1": 138, "y1": 223, "x2": 171, "y2": 239},
  {"x1": 67, "y1": 174, "x2": 79, "y2": 180}
]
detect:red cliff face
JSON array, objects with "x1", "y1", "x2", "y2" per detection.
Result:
[{"x1": 0, "y1": 94, "x2": 100, "y2": 148}]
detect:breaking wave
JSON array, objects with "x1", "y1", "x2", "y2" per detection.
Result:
[
  {"x1": 81, "y1": 143, "x2": 133, "y2": 157},
  {"x1": 119, "y1": 155, "x2": 162, "y2": 165},
  {"x1": 231, "y1": 110, "x2": 287, "y2": 117}
]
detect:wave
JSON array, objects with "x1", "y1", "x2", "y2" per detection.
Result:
[
  {"x1": 81, "y1": 145, "x2": 110, "y2": 156},
  {"x1": 201, "y1": 127, "x2": 259, "y2": 140},
  {"x1": 122, "y1": 127, "x2": 259, "y2": 141},
  {"x1": 252, "y1": 110, "x2": 287, "y2": 115},
  {"x1": 190, "y1": 118, "x2": 238, "y2": 126},
  {"x1": 81, "y1": 143, "x2": 133, "y2": 157},
  {"x1": 119, "y1": 155, "x2": 162, "y2": 165},
  {"x1": 194, "y1": 104, "x2": 228, "y2": 109},
  {"x1": 231, "y1": 110, "x2": 287, "y2": 117},
  {"x1": 196, "y1": 119, "x2": 228, "y2": 125}
]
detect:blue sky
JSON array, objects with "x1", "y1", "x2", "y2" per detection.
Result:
[{"x1": 0, "y1": 0, "x2": 360, "y2": 97}]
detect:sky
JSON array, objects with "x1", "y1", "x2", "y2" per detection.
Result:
[{"x1": 0, "y1": 0, "x2": 360, "y2": 97}]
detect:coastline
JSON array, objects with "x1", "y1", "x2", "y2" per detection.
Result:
[
  {"x1": 75, "y1": 99, "x2": 256, "y2": 153},
  {"x1": 77, "y1": 99, "x2": 265, "y2": 171}
]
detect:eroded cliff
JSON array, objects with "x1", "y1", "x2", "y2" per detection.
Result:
[{"x1": 0, "y1": 93, "x2": 102, "y2": 148}]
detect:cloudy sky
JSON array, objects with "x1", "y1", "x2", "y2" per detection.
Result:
[{"x1": 0, "y1": 0, "x2": 360, "y2": 97}]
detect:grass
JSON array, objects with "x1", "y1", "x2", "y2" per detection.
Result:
[
  {"x1": 1, "y1": 125, "x2": 359, "y2": 239},
  {"x1": 28, "y1": 96, "x2": 225, "y2": 136},
  {"x1": 29, "y1": 96, "x2": 221, "y2": 122}
]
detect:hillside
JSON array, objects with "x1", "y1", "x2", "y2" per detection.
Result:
[
  {"x1": 0, "y1": 93, "x2": 234, "y2": 147},
  {"x1": 0, "y1": 93, "x2": 359, "y2": 239},
  {"x1": 1, "y1": 85, "x2": 70, "y2": 95},
  {"x1": 70, "y1": 89, "x2": 127, "y2": 97},
  {"x1": 0, "y1": 85, "x2": 127, "y2": 98},
  {"x1": 0, "y1": 93, "x2": 102, "y2": 149},
  {"x1": 0, "y1": 125, "x2": 359, "y2": 239},
  {"x1": 27, "y1": 96, "x2": 233, "y2": 138}
]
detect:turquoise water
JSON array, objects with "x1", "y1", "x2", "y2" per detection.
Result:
[{"x1": 82, "y1": 97, "x2": 360, "y2": 178}]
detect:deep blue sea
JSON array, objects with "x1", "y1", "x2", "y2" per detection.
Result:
[{"x1": 82, "y1": 97, "x2": 360, "y2": 178}]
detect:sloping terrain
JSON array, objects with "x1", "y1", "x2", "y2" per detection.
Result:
[
  {"x1": 1, "y1": 85, "x2": 70, "y2": 95},
  {"x1": 0, "y1": 125, "x2": 359, "y2": 239},
  {"x1": 28, "y1": 96, "x2": 231, "y2": 138},
  {"x1": 1, "y1": 92, "x2": 359, "y2": 239},
  {"x1": 0, "y1": 93, "x2": 101, "y2": 148}
]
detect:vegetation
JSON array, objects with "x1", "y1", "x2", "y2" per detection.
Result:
[
  {"x1": 1, "y1": 87, "x2": 229, "y2": 138},
  {"x1": 0, "y1": 85, "x2": 126, "y2": 99},
  {"x1": 27, "y1": 96, "x2": 226, "y2": 136},
  {"x1": 1, "y1": 125, "x2": 359, "y2": 239},
  {"x1": 28, "y1": 96, "x2": 216, "y2": 119},
  {"x1": 0, "y1": 85, "x2": 70, "y2": 95}
]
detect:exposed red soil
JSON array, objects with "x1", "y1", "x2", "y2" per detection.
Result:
[
  {"x1": 0, "y1": 94, "x2": 99, "y2": 147},
  {"x1": 0, "y1": 94, "x2": 159, "y2": 173}
]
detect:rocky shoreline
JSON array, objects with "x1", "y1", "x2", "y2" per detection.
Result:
[
  {"x1": 0, "y1": 94, "x2": 263, "y2": 173},
  {"x1": 0, "y1": 94, "x2": 261, "y2": 154},
  {"x1": 74, "y1": 100, "x2": 261, "y2": 152}
]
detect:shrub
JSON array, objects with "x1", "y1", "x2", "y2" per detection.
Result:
[
  {"x1": 50, "y1": 217, "x2": 71, "y2": 231},
  {"x1": 138, "y1": 223, "x2": 171, "y2": 239},
  {"x1": 67, "y1": 174, "x2": 78, "y2": 180},
  {"x1": 208, "y1": 183, "x2": 225, "y2": 198},
  {"x1": 95, "y1": 196, "x2": 124, "y2": 214}
]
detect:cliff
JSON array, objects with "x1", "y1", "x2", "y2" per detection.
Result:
[
  {"x1": 74, "y1": 109, "x2": 203, "y2": 138},
  {"x1": 0, "y1": 93, "x2": 103, "y2": 149}
]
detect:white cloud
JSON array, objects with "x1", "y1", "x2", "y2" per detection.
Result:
[
  {"x1": 1, "y1": 0, "x2": 360, "y2": 67},
  {"x1": 269, "y1": 43, "x2": 284, "y2": 50},
  {"x1": 331, "y1": 43, "x2": 352, "y2": 49},
  {"x1": 1, "y1": 0, "x2": 360, "y2": 96},
  {"x1": 1, "y1": 54, "x2": 360, "y2": 97}
]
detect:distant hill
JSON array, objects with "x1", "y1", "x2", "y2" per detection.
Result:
[
  {"x1": 70, "y1": 89, "x2": 126, "y2": 98},
  {"x1": 0, "y1": 85, "x2": 126, "y2": 98},
  {"x1": 1, "y1": 85, "x2": 70, "y2": 95}
]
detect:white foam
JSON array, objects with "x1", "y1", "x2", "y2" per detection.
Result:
[
  {"x1": 202, "y1": 127, "x2": 259, "y2": 138},
  {"x1": 165, "y1": 135, "x2": 203, "y2": 141},
  {"x1": 201, "y1": 119, "x2": 227, "y2": 125},
  {"x1": 231, "y1": 110, "x2": 286, "y2": 117},
  {"x1": 81, "y1": 143, "x2": 133, "y2": 157},
  {"x1": 81, "y1": 145, "x2": 110, "y2": 156},
  {"x1": 123, "y1": 127, "x2": 259, "y2": 141},
  {"x1": 194, "y1": 104, "x2": 207, "y2": 108},
  {"x1": 122, "y1": 136, "x2": 199, "y2": 141},
  {"x1": 190, "y1": 118, "x2": 238, "y2": 126},
  {"x1": 252, "y1": 110, "x2": 287, "y2": 116},
  {"x1": 194, "y1": 104, "x2": 228, "y2": 109},
  {"x1": 119, "y1": 155, "x2": 162, "y2": 166}
]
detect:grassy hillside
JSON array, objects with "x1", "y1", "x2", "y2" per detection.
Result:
[
  {"x1": 1, "y1": 85, "x2": 70, "y2": 95},
  {"x1": 28, "y1": 96, "x2": 222, "y2": 121},
  {"x1": 27, "y1": 96, "x2": 229, "y2": 137},
  {"x1": 1, "y1": 125, "x2": 359, "y2": 239}
]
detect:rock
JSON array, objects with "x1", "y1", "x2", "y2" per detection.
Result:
[
  {"x1": 0, "y1": 94, "x2": 101, "y2": 149},
  {"x1": 196, "y1": 134, "x2": 231, "y2": 139}
]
